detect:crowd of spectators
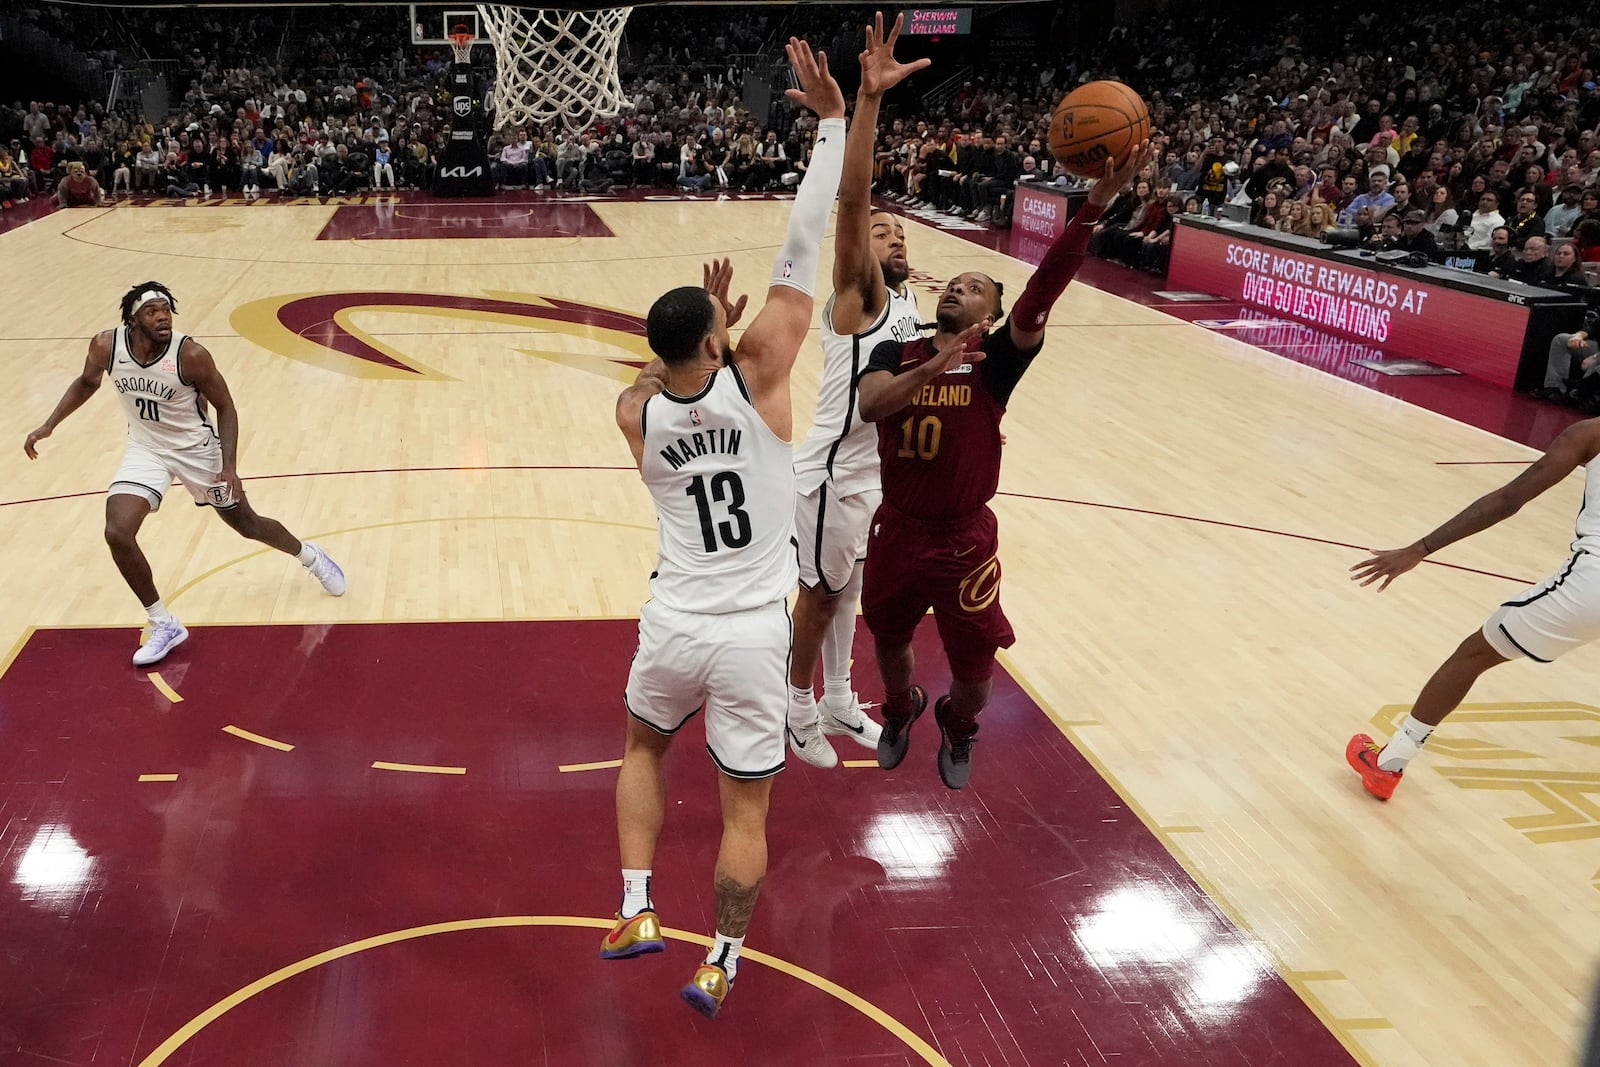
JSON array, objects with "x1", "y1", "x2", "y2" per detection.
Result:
[{"x1": 4, "y1": 1, "x2": 1599, "y2": 290}]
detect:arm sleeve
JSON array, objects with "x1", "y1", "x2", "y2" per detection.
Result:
[
  {"x1": 769, "y1": 116, "x2": 846, "y2": 296},
  {"x1": 1008, "y1": 200, "x2": 1106, "y2": 332},
  {"x1": 978, "y1": 327, "x2": 1043, "y2": 408}
]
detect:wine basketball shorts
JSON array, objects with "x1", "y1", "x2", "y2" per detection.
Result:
[{"x1": 861, "y1": 503, "x2": 1016, "y2": 682}]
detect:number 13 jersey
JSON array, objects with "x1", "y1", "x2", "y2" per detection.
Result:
[
  {"x1": 639, "y1": 364, "x2": 798, "y2": 614},
  {"x1": 109, "y1": 326, "x2": 218, "y2": 452}
]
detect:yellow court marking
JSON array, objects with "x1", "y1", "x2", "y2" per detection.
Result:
[
  {"x1": 995, "y1": 650, "x2": 1385, "y2": 1067},
  {"x1": 166, "y1": 514, "x2": 656, "y2": 606},
  {"x1": 138, "y1": 774, "x2": 179, "y2": 782},
  {"x1": 1163, "y1": 825, "x2": 1205, "y2": 834},
  {"x1": 557, "y1": 758, "x2": 623, "y2": 773},
  {"x1": 0, "y1": 625, "x2": 38, "y2": 681},
  {"x1": 135, "y1": 916, "x2": 952, "y2": 1067},
  {"x1": 372, "y1": 761, "x2": 466, "y2": 775},
  {"x1": 842, "y1": 759, "x2": 880, "y2": 768},
  {"x1": 222, "y1": 725, "x2": 295, "y2": 752},
  {"x1": 147, "y1": 672, "x2": 184, "y2": 703}
]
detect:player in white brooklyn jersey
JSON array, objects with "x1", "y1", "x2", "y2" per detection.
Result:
[
  {"x1": 784, "y1": 14, "x2": 928, "y2": 771},
  {"x1": 1347, "y1": 417, "x2": 1600, "y2": 801},
  {"x1": 23, "y1": 282, "x2": 345, "y2": 667},
  {"x1": 600, "y1": 24, "x2": 924, "y2": 1021}
]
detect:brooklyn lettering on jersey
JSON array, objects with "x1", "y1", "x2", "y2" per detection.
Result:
[
  {"x1": 113, "y1": 376, "x2": 178, "y2": 401},
  {"x1": 657, "y1": 426, "x2": 743, "y2": 470},
  {"x1": 910, "y1": 382, "x2": 973, "y2": 407}
]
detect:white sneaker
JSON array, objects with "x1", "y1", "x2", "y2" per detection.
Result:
[
  {"x1": 304, "y1": 541, "x2": 346, "y2": 595},
  {"x1": 133, "y1": 617, "x2": 188, "y2": 666},
  {"x1": 786, "y1": 719, "x2": 839, "y2": 768},
  {"x1": 820, "y1": 692, "x2": 883, "y2": 750}
]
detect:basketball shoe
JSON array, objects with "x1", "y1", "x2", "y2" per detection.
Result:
[
  {"x1": 934, "y1": 697, "x2": 978, "y2": 790},
  {"x1": 303, "y1": 542, "x2": 347, "y2": 596},
  {"x1": 876, "y1": 685, "x2": 927, "y2": 770},
  {"x1": 1346, "y1": 734, "x2": 1403, "y2": 800},
  {"x1": 820, "y1": 692, "x2": 882, "y2": 750},
  {"x1": 133, "y1": 617, "x2": 188, "y2": 667},
  {"x1": 786, "y1": 718, "x2": 839, "y2": 768},
  {"x1": 680, "y1": 962, "x2": 732, "y2": 1019},
  {"x1": 599, "y1": 910, "x2": 666, "y2": 959}
]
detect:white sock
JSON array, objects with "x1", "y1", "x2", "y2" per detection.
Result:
[
  {"x1": 705, "y1": 932, "x2": 744, "y2": 981},
  {"x1": 1376, "y1": 714, "x2": 1435, "y2": 772},
  {"x1": 144, "y1": 598, "x2": 172, "y2": 624},
  {"x1": 297, "y1": 543, "x2": 317, "y2": 566},
  {"x1": 789, "y1": 683, "x2": 818, "y2": 727},
  {"x1": 620, "y1": 868, "x2": 652, "y2": 918},
  {"x1": 821, "y1": 565, "x2": 863, "y2": 706}
]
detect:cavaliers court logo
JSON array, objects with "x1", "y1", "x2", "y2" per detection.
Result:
[{"x1": 230, "y1": 291, "x2": 655, "y2": 382}]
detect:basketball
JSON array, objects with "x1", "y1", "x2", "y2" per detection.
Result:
[{"x1": 1047, "y1": 80, "x2": 1151, "y2": 178}]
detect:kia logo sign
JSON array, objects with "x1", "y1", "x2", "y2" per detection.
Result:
[
  {"x1": 439, "y1": 165, "x2": 483, "y2": 178},
  {"x1": 453, "y1": 96, "x2": 472, "y2": 117}
]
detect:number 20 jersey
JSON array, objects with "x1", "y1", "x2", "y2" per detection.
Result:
[
  {"x1": 638, "y1": 364, "x2": 798, "y2": 614},
  {"x1": 108, "y1": 326, "x2": 218, "y2": 452}
]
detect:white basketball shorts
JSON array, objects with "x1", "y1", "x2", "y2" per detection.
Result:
[
  {"x1": 1483, "y1": 550, "x2": 1600, "y2": 663},
  {"x1": 109, "y1": 438, "x2": 236, "y2": 511},
  {"x1": 624, "y1": 597, "x2": 791, "y2": 778},
  {"x1": 795, "y1": 483, "x2": 881, "y2": 594}
]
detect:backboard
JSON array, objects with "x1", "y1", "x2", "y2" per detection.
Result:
[{"x1": 408, "y1": 5, "x2": 481, "y2": 47}]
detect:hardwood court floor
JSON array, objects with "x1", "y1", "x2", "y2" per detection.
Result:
[{"x1": 3, "y1": 192, "x2": 1598, "y2": 1066}]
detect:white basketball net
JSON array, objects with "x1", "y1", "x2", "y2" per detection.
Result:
[{"x1": 478, "y1": 4, "x2": 633, "y2": 132}]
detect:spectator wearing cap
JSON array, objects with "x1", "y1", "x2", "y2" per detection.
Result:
[
  {"x1": 1245, "y1": 145, "x2": 1294, "y2": 200},
  {"x1": 1340, "y1": 165, "x2": 1396, "y2": 224},
  {"x1": 1395, "y1": 209, "x2": 1441, "y2": 259}
]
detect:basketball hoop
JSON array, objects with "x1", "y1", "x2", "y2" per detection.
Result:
[
  {"x1": 447, "y1": 25, "x2": 478, "y2": 65},
  {"x1": 479, "y1": 4, "x2": 633, "y2": 132}
]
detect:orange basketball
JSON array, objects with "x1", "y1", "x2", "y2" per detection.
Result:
[{"x1": 1047, "y1": 81, "x2": 1151, "y2": 178}]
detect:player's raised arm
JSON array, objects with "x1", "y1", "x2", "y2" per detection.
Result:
[
  {"x1": 1351, "y1": 419, "x2": 1600, "y2": 590},
  {"x1": 1006, "y1": 141, "x2": 1156, "y2": 352},
  {"x1": 729, "y1": 38, "x2": 846, "y2": 403},
  {"x1": 830, "y1": 13, "x2": 930, "y2": 329},
  {"x1": 24, "y1": 331, "x2": 112, "y2": 459}
]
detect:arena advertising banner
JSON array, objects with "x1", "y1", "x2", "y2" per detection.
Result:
[
  {"x1": 1011, "y1": 182, "x2": 1069, "y2": 242},
  {"x1": 1167, "y1": 223, "x2": 1532, "y2": 385}
]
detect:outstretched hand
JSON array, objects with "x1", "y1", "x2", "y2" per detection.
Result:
[
  {"x1": 783, "y1": 38, "x2": 846, "y2": 120},
  {"x1": 23, "y1": 426, "x2": 51, "y2": 460},
  {"x1": 702, "y1": 257, "x2": 748, "y2": 329},
  {"x1": 858, "y1": 12, "x2": 931, "y2": 98},
  {"x1": 1087, "y1": 139, "x2": 1159, "y2": 208},
  {"x1": 1349, "y1": 544, "x2": 1428, "y2": 591}
]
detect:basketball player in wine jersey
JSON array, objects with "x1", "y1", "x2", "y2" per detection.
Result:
[
  {"x1": 855, "y1": 142, "x2": 1154, "y2": 789},
  {"x1": 787, "y1": 11, "x2": 929, "y2": 769},
  {"x1": 599, "y1": 34, "x2": 897, "y2": 1021},
  {"x1": 1347, "y1": 417, "x2": 1600, "y2": 800},
  {"x1": 23, "y1": 282, "x2": 345, "y2": 666}
]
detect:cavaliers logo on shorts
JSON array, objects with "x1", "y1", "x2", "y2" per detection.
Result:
[{"x1": 958, "y1": 555, "x2": 1001, "y2": 613}]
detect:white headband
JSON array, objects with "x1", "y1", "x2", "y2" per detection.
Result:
[{"x1": 130, "y1": 290, "x2": 170, "y2": 316}]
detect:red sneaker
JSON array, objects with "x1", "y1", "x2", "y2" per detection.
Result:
[{"x1": 1346, "y1": 733, "x2": 1402, "y2": 800}]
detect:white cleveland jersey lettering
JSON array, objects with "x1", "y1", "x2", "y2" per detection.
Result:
[
  {"x1": 640, "y1": 365, "x2": 798, "y2": 614},
  {"x1": 108, "y1": 327, "x2": 217, "y2": 451},
  {"x1": 794, "y1": 285, "x2": 921, "y2": 496},
  {"x1": 1574, "y1": 462, "x2": 1600, "y2": 555}
]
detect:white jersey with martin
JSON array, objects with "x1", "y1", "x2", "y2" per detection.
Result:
[
  {"x1": 793, "y1": 285, "x2": 921, "y2": 496},
  {"x1": 639, "y1": 364, "x2": 797, "y2": 614},
  {"x1": 108, "y1": 327, "x2": 217, "y2": 452}
]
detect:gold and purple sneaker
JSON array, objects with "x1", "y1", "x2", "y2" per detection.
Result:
[
  {"x1": 598, "y1": 910, "x2": 665, "y2": 960},
  {"x1": 679, "y1": 962, "x2": 732, "y2": 1019}
]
